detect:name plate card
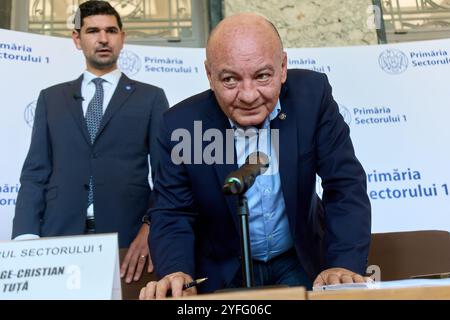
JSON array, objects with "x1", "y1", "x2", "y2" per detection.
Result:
[{"x1": 0, "y1": 233, "x2": 121, "y2": 300}]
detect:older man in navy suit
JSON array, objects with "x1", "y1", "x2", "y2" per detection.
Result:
[
  {"x1": 140, "y1": 13, "x2": 371, "y2": 299},
  {"x1": 12, "y1": 1, "x2": 168, "y2": 284}
]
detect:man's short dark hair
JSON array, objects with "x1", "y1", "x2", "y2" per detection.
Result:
[{"x1": 74, "y1": 1, "x2": 123, "y2": 31}]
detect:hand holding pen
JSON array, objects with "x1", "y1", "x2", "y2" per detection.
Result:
[
  {"x1": 167, "y1": 277, "x2": 208, "y2": 297},
  {"x1": 182, "y1": 277, "x2": 208, "y2": 290},
  {"x1": 139, "y1": 274, "x2": 208, "y2": 300}
]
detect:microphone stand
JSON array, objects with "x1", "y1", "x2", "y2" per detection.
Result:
[
  {"x1": 223, "y1": 151, "x2": 270, "y2": 289},
  {"x1": 237, "y1": 194, "x2": 254, "y2": 288}
]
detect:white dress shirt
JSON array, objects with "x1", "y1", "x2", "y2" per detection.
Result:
[{"x1": 82, "y1": 69, "x2": 122, "y2": 217}]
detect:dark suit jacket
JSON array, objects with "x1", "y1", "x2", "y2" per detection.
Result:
[
  {"x1": 149, "y1": 69, "x2": 371, "y2": 293},
  {"x1": 13, "y1": 73, "x2": 169, "y2": 248}
]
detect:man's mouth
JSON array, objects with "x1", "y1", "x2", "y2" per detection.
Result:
[
  {"x1": 238, "y1": 105, "x2": 261, "y2": 113},
  {"x1": 96, "y1": 48, "x2": 112, "y2": 54}
]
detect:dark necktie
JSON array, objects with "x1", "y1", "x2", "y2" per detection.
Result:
[{"x1": 85, "y1": 78, "x2": 104, "y2": 209}]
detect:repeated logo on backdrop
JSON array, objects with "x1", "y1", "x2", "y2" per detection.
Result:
[
  {"x1": 379, "y1": 49, "x2": 409, "y2": 74},
  {"x1": 379, "y1": 47, "x2": 450, "y2": 74},
  {"x1": 118, "y1": 50, "x2": 142, "y2": 76},
  {"x1": 24, "y1": 101, "x2": 36, "y2": 128},
  {"x1": 338, "y1": 104, "x2": 408, "y2": 127}
]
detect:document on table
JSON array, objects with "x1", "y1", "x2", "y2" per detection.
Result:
[
  {"x1": 313, "y1": 278, "x2": 450, "y2": 291},
  {"x1": 313, "y1": 282, "x2": 373, "y2": 291}
]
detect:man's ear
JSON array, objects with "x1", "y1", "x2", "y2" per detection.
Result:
[
  {"x1": 204, "y1": 60, "x2": 214, "y2": 91},
  {"x1": 281, "y1": 51, "x2": 288, "y2": 84},
  {"x1": 119, "y1": 30, "x2": 125, "y2": 50},
  {"x1": 72, "y1": 30, "x2": 82, "y2": 50}
]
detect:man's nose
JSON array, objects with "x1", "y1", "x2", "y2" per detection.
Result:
[
  {"x1": 98, "y1": 30, "x2": 108, "y2": 44},
  {"x1": 238, "y1": 81, "x2": 259, "y2": 105}
]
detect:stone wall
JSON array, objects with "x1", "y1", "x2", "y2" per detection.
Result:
[
  {"x1": 223, "y1": 0, "x2": 378, "y2": 47},
  {"x1": 0, "y1": 0, "x2": 12, "y2": 29}
]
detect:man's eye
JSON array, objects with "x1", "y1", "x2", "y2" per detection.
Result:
[
  {"x1": 257, "y1": 74, "x2": 270, "y2": 81},
  {"x1": 223, "y1": 77, "x2": 236, "y2": 84},
  {"x1": 107, "y1": 29, "x2": 119, "y2": 34}
]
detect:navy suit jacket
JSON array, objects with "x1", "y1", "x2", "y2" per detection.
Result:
[
  {"x1": 149, "y1": 69, "x2": 371, "y2": 293},
  {"x1": 13, "y1": 73, "x2": 169, "y2": 247}
]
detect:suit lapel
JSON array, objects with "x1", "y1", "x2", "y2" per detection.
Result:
[
  {"x1": 95, "y1": 74, "x2": 136, "y2": 142},
  {"x1": 64, "y1": 75, "x2": 92, "y2": 145},
  {"x1": 205, "y1": 95, "x2": 239, "y2": 231},
  {"x1": 271, "y1": 87, "x2": 299, "y2": 232}
]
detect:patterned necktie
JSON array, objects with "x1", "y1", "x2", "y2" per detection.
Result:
[
  {"x1": 86, "y1": 78, "x2": 104, "y2": 143},
  {"x1": 85, "y1": 78, "x2": 104, "y2": 209}
]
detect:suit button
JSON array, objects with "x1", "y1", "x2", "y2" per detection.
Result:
[
  {"x1": 83, "y1": 184, "x2": 89, "y2": 190},
  {"x1": 92, "y1": 153, "x2": 98, "y2": 159}
]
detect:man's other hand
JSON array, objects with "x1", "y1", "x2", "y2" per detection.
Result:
[
  {"x1": 120, "y1": 224, "x2": 153, "y2": 283},
  {"x1": 313, "y1": 267, "x2": 371, "y2": 288}
]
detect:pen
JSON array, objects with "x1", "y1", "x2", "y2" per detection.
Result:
[
  {"x1": 166, "y1": 278, "x2": 208, "y2": 297},
  {"x1": 183, "y1": 277, "x2": 208, "y2": 290}
]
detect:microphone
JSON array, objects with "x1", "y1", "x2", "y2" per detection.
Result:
[
  {"x1": 73, "y1": 93, "x2": 84, "y2": 101},
  {"x1": 222, "y1": 152, "x2": 270, "y2": 195}
]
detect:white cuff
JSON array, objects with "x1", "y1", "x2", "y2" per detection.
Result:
[{"x1": 14, "y1": 234, "x2": 41, "y2": 241}]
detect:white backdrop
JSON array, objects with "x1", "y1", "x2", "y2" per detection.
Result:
[{"x1": 1, "y1": 29, "x2": 449, "y2": 239}]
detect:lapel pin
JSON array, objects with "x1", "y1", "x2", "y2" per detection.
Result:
[
  {"x1": 125, "y1": 85, "x2": 131, "y2": 91},
  {"x1": 278, "y1": 112, "x2": 287, "y2": 120}
]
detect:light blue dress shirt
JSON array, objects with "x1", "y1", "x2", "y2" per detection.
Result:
[{"x1": 230, "y1": 100, "x2": 294, "y2": 262}]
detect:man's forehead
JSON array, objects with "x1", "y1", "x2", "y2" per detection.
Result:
[
  {"x1": 209, "y1": 35, "x2": 280, "y2": 64},
  {"x1": 209, "y1": 46, "x2": 280, "y2": 70},
  {"x1": 82, "y1": 15, "x2": 119, "y2": 28}
]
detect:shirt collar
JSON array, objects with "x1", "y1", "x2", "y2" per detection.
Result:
[
  {"x1": 229, "y1": 99, "x2": 282, "y2": 130},
  {"x1": 83, "y1": 69, "x2": 122, "y2": 86},
  {"x1": 269, "y1": 100, "x2": 282, "y2": 122}
]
